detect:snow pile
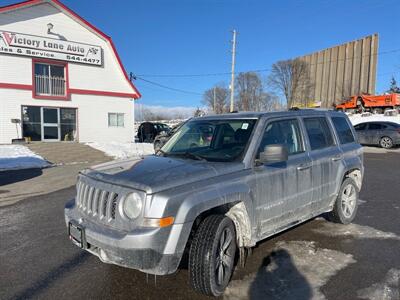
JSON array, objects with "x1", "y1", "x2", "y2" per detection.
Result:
[
  {"x1": 0, "y1": 145, "x2": 50, "y2": 171},
  {"x1": 358, "y1": 269, "x2": 400, "y2": 300},
  {"x1": 87, "y1": 142, "x2": 154, "y2": 159},
  {"x1": 224, "y1": 240, "x2": 355, "y2": 300},
  {"x1": 348, "y1": 114, "x2": 400, "y2": 126}
]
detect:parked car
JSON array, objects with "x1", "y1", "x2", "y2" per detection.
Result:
[
  {"x1": 137, "y1": 122, "x2": 170, "y2": 143},
  {"x1": 65, "y1": 110, "x2": 363, "y2": 297},
  {"x1": 354, "y1": 121, "x2": 400, "y2": 149},
  {"x1": 153, "y1": 120, "x2": 189, "y2": 152}
]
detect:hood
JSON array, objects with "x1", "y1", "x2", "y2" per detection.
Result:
[{"x1": 82, "y1": 155, "x2": 244, "y2": 194}]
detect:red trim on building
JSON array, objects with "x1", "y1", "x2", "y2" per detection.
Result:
[
  {"x1": 68, "y1": 88, "x2": 137, "y2": 98},
  {"x1": 0, "y1": 0, "x2": 141, "y2": 99},
  {"x1": 0, "y1": 81, "x2": 136, "y2": 99},
  {"x1": 0, "y1": 83, "x2": 32, "y2": 90},
  {"x1": 32, "y1": 58, "x2": 70, "y2": 100}
]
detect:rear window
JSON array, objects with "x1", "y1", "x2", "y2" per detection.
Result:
[
  {"x1": 331, "y1": 117, "x2": 355, "y2": 144},
  {"x1": 303, "y1": 117, "x2": 335, "y2": 150},
  {"x1": 368, "y1": 123, "x2": 386, "y2": 130}
]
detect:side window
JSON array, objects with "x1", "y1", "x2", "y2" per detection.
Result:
[
  {"x1": 331, "y1": 116, "x2": 355, "y2": 144},
  {"x1": 354, "y1": 123, "x2": 367, "y2": 131},
  {"x1": 368, "y1": 123, "x2": 383, "y2": 130},
  {"x1": 303, "y1": 117, "x2": 335, "y2": 150},
  {"x1": 257, "y1": 119, "x2": 304, "y2": 157}
]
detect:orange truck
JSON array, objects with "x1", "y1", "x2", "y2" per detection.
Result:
[{"x1": 335, "y1": 93, "x2": 400, "y2": 113}]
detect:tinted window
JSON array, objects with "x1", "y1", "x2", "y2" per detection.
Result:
[
  {"x1": 258, "y1": 119, "x2": 304, "y2": 156},
  {"x1": 303, "y1": 117, "x2": 335, "y2": 150},
  {"x1": 161, "y1": 119, "x2": 256, "y2": 162},
  {"x1": 368, "y1": 123, "x2": 385, "y2": 130},
  {"x1": 331, "y1": 117, "x2": 355, "y2": 144},
  {"x1": 354, "y1": 123, "x2": 367, "y2": 131}
]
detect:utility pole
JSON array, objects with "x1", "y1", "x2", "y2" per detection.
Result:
[
  {"x1": 213, "y1": 86, "x2": 216, "y2": 113},
  {"x1": 229, "y1": 30, "x2": 237, "y2": 112}
]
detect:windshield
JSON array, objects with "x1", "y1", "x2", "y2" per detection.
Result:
[{"x1": 160, "y1": 119, "x2": 257, "y2": 162}]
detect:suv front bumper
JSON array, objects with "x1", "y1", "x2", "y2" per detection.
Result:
[{"x1": 64, "y1": 199, "x2": 192, "y2": 275}]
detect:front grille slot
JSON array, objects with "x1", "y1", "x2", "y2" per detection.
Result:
[{"x1": 76, "y1": 181, "x2": 119, "y2": 222}]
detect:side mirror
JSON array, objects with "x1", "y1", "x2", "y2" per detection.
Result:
[{"x1": 259, "y1": 144, "x2": 288, "y2": 164}]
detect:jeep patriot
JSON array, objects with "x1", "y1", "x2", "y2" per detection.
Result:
[{"x1": 65, "y1": 110, "x2": 363, "y2": 296}]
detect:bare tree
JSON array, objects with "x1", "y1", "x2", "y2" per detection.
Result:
[
  {"x1": 268, "y1": 58, "x2": 313, "y2": 108},
  {"x1": 202, "y1": 84, "x2": 229, "y2": 114},
  {"x1": 236, "y1": 72, "x2": 264, "y2": 111}
]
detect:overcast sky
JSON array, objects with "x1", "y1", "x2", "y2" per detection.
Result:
[{"x1": 3, "y1": 0, "x2": 400, "y2": 107}]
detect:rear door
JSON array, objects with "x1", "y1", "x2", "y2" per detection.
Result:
[
  {"x1": 302, "y1": 116, "x2": 342, "y2": 211},
  {"x1": 366, "y1": 122, "x2": 385, "y2": 144}
]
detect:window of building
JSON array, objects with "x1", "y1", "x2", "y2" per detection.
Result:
[
  {"x1": 331, "y1": 116, "x2": 355, "y2": 144},
  {"x1": 108, "y1": 113, "x2": 124, "y2": 127},
  {"x1": 34, "y1": 62, "x2": 66, "y2": 97},
  {"x1": 257, "y1": 119, "x2": 304, "y2": 157},
  {"x1": 303, "y1": 117, "x2": 335, "y2": 150}
]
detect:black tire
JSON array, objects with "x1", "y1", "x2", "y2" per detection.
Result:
[
  {"x1": 328, "y1": 178, "x2": 359, "y2": 224},
  {"x1": 380, "y1": 136, "x2": 393, "y2": 149},
  {"x1": 189, "y1": 215, "x2": 237, "y2": 297}
]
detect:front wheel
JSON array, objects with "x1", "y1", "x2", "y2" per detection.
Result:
[
  {"x1": 189, "y1": 215, "x2": 237, "y2": 297},
  {"x1": 380, "y1": 136, "x2": 393, "y2": 149},
  {"x1": 328, "y1": 178, "x2": 359, "y2": 224}
]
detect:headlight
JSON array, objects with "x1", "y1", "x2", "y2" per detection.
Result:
[{"x1": 123, "y1": 193, "x2": 143, "y2": 219}]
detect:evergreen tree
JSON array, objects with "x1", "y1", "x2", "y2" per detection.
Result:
[{"x1": 388, "y1": 76, "x2": 400, "y2": 93}]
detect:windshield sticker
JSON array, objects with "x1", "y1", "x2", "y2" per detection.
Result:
[{"x1": 242, "y1": 123, "x2": 249, "y2": 130}]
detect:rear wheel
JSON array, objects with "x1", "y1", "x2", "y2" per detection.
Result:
[
  {"x1": 189, "y1": 215, "x2": 237, "y2": 297},
  {"x1": 380, "y1": 136, "x2": 393, "y2": 149},
  {"x1": 328, "y1": 178, "x2": 359, "y2": 224}
]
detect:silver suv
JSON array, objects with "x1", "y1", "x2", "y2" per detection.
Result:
[{"x1": 65, "y1": 110, "x2": 363, "y2": 297}]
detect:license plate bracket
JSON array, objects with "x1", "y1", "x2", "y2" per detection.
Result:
[{"x1": 68, "y1": 222, "x2": 87, "y2": 249}]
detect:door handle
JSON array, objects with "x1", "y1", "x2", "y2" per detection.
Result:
[
  {"x1": 297, "y1": 164, "x2": 311, "y2": 171},
  {"x1": 331, "y1": 155, "x2": 343, "y2": 162}
]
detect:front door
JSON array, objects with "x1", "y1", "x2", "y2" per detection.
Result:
[
  {"x1": 253, "y1": 117, "x2": 312, "y2": 239},
  {"x1": 41, "y1": 107, "x2": 60, "y2": 141}
]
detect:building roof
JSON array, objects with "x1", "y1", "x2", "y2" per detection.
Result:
[{"x1": 0, "y1": 0, "x2": 141, "y2": 99}]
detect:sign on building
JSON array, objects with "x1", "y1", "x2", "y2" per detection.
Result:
[{"x1": 0, "y1": 31, "x2": 103, "y2": 66}]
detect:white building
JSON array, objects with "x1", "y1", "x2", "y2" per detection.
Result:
[{"x1": 0, "y1": 0, "x2": 141, "y2": 144}]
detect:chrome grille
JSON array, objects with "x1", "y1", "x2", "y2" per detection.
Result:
[{"x1": 76, "y1": 181, "x2": 119, "y2": 221}]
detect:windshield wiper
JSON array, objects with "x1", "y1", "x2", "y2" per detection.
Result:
[
  {"x1": 156, "y1": 149, "x2": 168, "y2": 157},
  {"x1": 169, "y1": 151, "x2": 206, "y2": 161},
  {"x1": 183, "y1": 152, "x2": 207, "y2": 161}
]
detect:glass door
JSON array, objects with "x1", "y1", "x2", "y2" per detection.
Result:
[{"x1": 41, "y1": 107, "x2": 60, "y2": 141}]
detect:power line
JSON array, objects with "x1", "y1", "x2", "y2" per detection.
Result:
[
  {"x1": 135, "y1": 47, "x2": 400, "y2": 79},
  {"x1": 134, "y1": 75, "x2": 203, "y2": 96},
  {"x1": 130, "y1": 47, "x2": 400, "y2": 96}
]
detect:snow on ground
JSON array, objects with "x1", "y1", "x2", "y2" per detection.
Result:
[
  {"x1": 312, "y1": 222, "x2": 400, "y2": 240},
  {"x1": 358, "y1": 269, "x2": 400, "y2": 300},
  {"x1": 348, "y1": 113, "x2": 400, "y2": 126},
  {"x1": 0, "y1": 145, "x2": 50, "y2": 171},
  {"x1": 86, "y1": 142, "x2": 154, "y2": 159},
  {"x1": 224, "y1": 240, "x2": 355, "y2": 300}
]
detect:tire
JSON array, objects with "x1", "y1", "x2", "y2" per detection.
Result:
[
  {"x1": 189, "y1": 215, "x2": 237, "y2": 297},
  {"x1": 380, "y1": 136, "x2": 393, "y2": 149},
  {"x1": 328, "y1": 178, "x2": 359, "y2": 224},
  {"x1": 372, "y1": 108, "x2": 383, "y2": 114}
]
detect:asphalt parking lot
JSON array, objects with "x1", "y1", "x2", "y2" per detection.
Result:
[{"x1": 0, "y1": 148, "x2": 399, "y2": 300}]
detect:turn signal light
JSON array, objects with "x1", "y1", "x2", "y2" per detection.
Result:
[{"x1": 142, "y1": 216, "x2": 175, "y2": 228}]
